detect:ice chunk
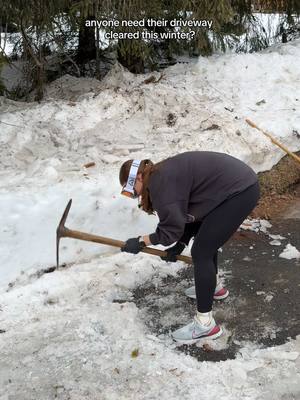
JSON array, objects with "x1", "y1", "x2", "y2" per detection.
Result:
[{"x1": 279, "y1": 244, "x2": 300, "y2": 260}]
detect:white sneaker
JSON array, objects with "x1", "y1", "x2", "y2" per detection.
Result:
[
  {"x1": 185, "y1": 282, "x2": 229, "y2": 301},
  {"x1": 171, "y1": 314, "x2": 222, "y2": 343}
]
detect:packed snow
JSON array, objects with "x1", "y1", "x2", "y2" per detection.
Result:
[{"x1": 1, "y1": 38, "x2": 300, "y2": 399}]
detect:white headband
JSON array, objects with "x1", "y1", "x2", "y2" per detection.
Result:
[{"x1": 123, "y1": 160, "x2": 141, "y2": 195}]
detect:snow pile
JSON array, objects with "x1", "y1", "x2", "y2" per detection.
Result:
[
  {"x1": 1, "y1": 39, "x2": 300, "y2": 189},
  {"x1": 43, "y1": 74, "x2": 104, "y2": 101},
  {"x1": 0, "y1": 176, "x2": 158, "y2": 289}
]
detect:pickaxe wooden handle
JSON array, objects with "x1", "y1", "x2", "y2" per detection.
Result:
[
  {"x1": 56, "y1": 199, "x2": 193, "y2": 268},
  {"x1": 246, "y1": 119, "x2": 300, "y2": 166}
]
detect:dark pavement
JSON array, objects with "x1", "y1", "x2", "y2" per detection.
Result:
[{"x1": 133, "y1": 217, "x2": 300, "y2": 362}]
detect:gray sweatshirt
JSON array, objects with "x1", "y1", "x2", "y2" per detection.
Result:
[{"x1": 148, "y1": 151, "x2": 258, "y2": 246}]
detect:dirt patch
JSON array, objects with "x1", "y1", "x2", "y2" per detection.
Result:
[
  {"x1": 252, "y1": 153, "x2": 300, "y2": 219},
  {"x1": 251, "y1": 189, "x2": 299, "y2": 220},
  {"x1": 258, "y1": 152, "x2": 300, "y2": 197}
]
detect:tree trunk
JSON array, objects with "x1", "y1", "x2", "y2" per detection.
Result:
[
  {"x1": 77, "y1": 16, "x2": 96, "y2": 65},
  {"x1": 95, "y1": 26, "x2": 101, "y2": 79}
]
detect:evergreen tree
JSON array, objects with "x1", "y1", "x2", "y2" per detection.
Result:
[
  {"x1": 0, "y1": 0, "x2": 299, "y2": 98},
  {"x1": 0, "y1": 0, "x2": 70, "y2": 99}
]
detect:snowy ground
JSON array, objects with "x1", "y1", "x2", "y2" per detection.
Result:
[{"x1": 0, "y1": 39, "x2": 300, "y2": 399}]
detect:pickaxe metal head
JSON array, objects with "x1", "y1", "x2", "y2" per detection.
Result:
[{"x1": 56, "y1": 199, "x2": 72, "y2": 268}]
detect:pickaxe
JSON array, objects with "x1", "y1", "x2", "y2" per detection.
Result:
[{"x1": 56, "y1": 199, "x2": 193, "y2": 268}]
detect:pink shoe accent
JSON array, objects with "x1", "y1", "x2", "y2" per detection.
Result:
[
  {"x1": 213, "y1": 287, "x2": 229, "y2": 300},
  {"x1": 207, "y1": 325, "x2": 222, "y2": 337},
  {"x1": 191, "y1": 324, "x2": 222, "y2": 340}
]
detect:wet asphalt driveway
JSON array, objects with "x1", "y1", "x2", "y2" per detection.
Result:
[{"x1": 133, "y1": 215, "x2": 300, "y2": 362}]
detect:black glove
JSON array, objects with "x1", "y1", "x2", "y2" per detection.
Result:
[
  {"x1": 180, "y1": 222, "x2": 202, "y2": 245},
  {"x1": 161, "y1": 241, "x2": 186, "y2": 262},
  {"x1": 160, "y1": 222, "x2": 201, "y2": 262},
  {"x1": 121, "y1": 237, "x2": 146, "y2": 254}
]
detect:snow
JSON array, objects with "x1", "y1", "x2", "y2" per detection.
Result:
[
  {"x1": 230, "y1": 13, "x2": 299, "y2": 52},
  {"x1": 0, "y1": 32, "x2": 19, "y2": 56},
  {"x1": 270, "y1": 239, "x2": 281, "y2": 246},
  {"x1": 252, "y1": 348, "x2": 299, "y2": 361},
  {"x1": 1, "y1": 255, "x2": 300, "y2": 399},
  {"x1": 1, "y1": 39, "x2": 300, "y2": 399},
  {"x1": 241, "y1": 219, "x2": 273, "y2": 233},
  {"x1": 279, "y1": 243, "x2": 300, "y2": 259},
  {"x1": 1, "y1": 39, "x2": 300, "y2": 180},
  {"x1": 269, "y1": 234, "x2": 286, "y2": 240}
]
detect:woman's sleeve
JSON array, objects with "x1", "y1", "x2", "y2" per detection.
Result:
[{"x1": 149, "y1": 201, "x2": 188, "y2": 246}]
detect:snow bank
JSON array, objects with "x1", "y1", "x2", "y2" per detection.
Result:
[{"x1": 1, "y1": 40, "x2": 300, "y2": 189}]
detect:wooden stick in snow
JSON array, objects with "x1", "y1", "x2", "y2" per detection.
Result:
[{"x1": 246, "y1": 119, "x2": 300, "y2": 166}]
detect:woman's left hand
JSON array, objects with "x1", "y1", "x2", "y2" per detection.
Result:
[
  {"x1": 121, "y1": 237, "x2": 145, "y2": 254},
  {"x1": 161, "y1": 241, "x2": 186, "y2": 262}
]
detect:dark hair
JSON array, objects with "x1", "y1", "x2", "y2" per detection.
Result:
[{"x1": 119, "y1": 158, "x2": 157, "y2": 214}]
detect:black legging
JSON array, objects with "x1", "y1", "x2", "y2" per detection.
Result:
[{"x1": 191, "y1": 181, "x2": 260, "y2": 313}]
